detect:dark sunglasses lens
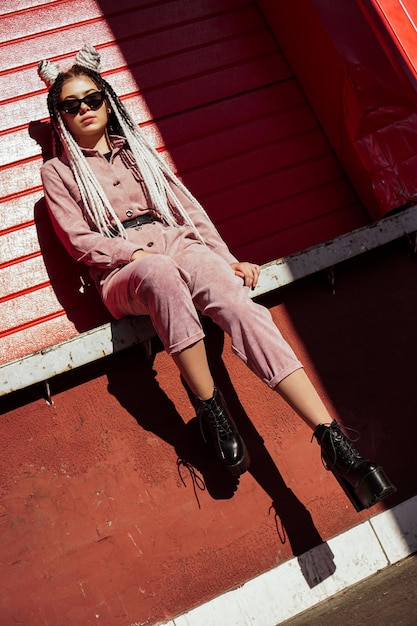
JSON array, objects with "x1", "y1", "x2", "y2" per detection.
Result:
[
  {"x1": 84, "y1": 92, "x2": 104, "y2": 109},
  {"x1": 59, "y1": 101, "x2": 80, "y2": 114}
]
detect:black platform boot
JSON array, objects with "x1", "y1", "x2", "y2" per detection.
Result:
[
  {"x1": 196, "y1": 387, "x2": 250, "y2": 476},
  {"x1": 314, "y1": 421, "x2": 396, "y2": 511}
]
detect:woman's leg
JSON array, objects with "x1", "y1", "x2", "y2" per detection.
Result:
[
  {"x1": 102, "y1": 241, "x2": 395, "y2": 502},
  {"x1": 101, "y1": 254, "x2": 205, "y2": 354},
  {"x1": 176, "y1": 244, "x2": 303, "y2": 389},
  {"x1": 274, "y1": 368, "x2": 333, "y2": 430},
  {"x1": 172, "y1": 339, "x2": 249, "y2": 475},
  {"x1": 174, "y1": 245, "x2": 395, "y2": 504},
  {"x1": 276, "y1": 362, "x2": 396, "y2": 510},
  {"x1": 101, "y1": 254, "x2": 248, "y2": 473},
  {"x1": 171, "y1": 339, "x2": 214, "y2": 400}
]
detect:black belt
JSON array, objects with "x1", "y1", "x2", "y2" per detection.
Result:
[{"x1": 109, "y1": 213, "x2": 157, "y2": 237}]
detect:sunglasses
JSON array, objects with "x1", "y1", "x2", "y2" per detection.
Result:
[{"x1": 57, "y1": 90, "x2": 106, "y2": 115}]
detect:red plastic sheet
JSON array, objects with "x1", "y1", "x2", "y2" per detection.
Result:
[{"x1": 343, "y1": 61, "x2": 417, "y2": 213}]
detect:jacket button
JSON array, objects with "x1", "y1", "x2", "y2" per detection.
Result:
[
  {"x1": 113, "y1": 180, "x2": 120, "y2": 186},
  {"x1": 126, "y1": 209, "x2": 133, "y2": 217},
  {"x1": 146, "y1": 242, "x2": 154, "y2": 247}
]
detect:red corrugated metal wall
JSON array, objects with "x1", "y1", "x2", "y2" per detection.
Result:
[{"x1": 0, "y1": 0, "x2": 368, "y2": 366}]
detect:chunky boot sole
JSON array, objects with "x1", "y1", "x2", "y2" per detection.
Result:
[
  {"x1": 331, "y1": 465, "x2": 396, "y2": 512},
  {"x1": 314, "y1": 421, "x2": 396, "y2": 511},
  {"x1": 355, "y1": 466, "x2": 397, "y2": 509},
  {"x1": 226, "y1": 447, "x2": 251, "y2": 477}
]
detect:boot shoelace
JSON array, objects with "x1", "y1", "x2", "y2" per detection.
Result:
[
  {"x1": 198, "y1": 401, "x2": 233, "y2": 442},
  {"x1": 323, "y1": 422, "x2": 362, "y2": 470},
  {"x1": 177, "y1": 458, "x2": 206, "y2": 509}
]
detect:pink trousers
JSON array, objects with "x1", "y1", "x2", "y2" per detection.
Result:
[{"x1": 101, "y1": 222, "x2": 302, "y2": 389}]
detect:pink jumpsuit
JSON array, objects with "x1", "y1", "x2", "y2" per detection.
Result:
[{"x1": 41, "y1": 137, "x2": 302, "y2": 389}]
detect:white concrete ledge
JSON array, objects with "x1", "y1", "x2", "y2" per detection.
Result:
[
  {"x1": 1, "y1": 205, "x2": 417, "y2": 396},
  {"x1": 151, "y1": 495, "x2": 417, "y2": 626},
  {"x1": 0, "y1": 316, "x2": 156, "y2": 397},
  {"x1": 251, "y1": 203, "x2": 417, "y2": 297}
]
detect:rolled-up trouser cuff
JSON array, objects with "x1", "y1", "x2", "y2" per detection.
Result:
[
  {"x1": 267, "y1": 364, "x2": 304, "y2": 390},
  {"x1": 166, "y1": 329, "x2": 206, "y2": 356}
]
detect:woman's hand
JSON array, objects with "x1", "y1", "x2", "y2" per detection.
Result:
[{"x1": 230, "y1": 261, "x2": 261, "y2": 289}]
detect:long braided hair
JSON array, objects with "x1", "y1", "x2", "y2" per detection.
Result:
[{"x1": 39, "y1": 45, "x2": 210, "y2": 239}]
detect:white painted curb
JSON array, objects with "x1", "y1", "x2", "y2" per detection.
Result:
[{"x1": 141, "y1": 495, "x2": 417, "y2": 626}]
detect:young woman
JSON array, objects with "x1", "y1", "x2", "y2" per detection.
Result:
[{"x1": 38, "y1": 45, "x2": 395, "y2": 510}]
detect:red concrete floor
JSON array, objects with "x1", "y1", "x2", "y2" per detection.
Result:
[{"x1": 0, "y1": 239, "x2": 416, "y2": 625}]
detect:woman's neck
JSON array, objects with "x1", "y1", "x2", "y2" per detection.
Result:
[{"x1": 76, "y1": 132, "x2": 111, "y2": 154}]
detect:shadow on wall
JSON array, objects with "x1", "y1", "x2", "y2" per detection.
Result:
[{"x1": 106, "y1": 318, "x2": 336, "y2": 588}]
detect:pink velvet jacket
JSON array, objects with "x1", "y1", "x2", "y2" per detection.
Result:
[{"x1": 41, "y1": 136, "x2": 238, "y2": 288}]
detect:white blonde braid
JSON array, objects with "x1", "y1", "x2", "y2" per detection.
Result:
[
  {"x1": 106, "y1": 91, "x2": 212, "y2": 234},
  {"x1": 56, "y1": 115, "x2": 126, "y2": 238}
]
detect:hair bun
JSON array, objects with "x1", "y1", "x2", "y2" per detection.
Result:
[
  {"x1": 75, "y1": 44, "x2": 101, "y2": 72},
  {"x1": 38, "y1": 59, "x2": 61, "y2": 88}
]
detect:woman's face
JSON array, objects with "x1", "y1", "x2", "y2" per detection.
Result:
[{"x1": 59, "y1": 75, "x2": 109, "y2": 148}]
